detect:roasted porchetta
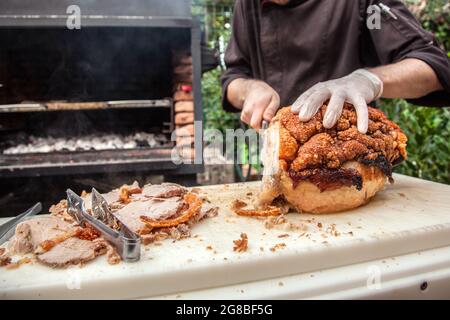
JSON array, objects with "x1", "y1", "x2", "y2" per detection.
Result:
[
  {"x1": 259, "y1": 103, "x2": 407, "y2": 214},
  {"x1": 1, "y1": 182, "x2": 218, "y2": 269}
]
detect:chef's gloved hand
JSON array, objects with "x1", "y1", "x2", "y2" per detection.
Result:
[
  {"x1": 240, "y1": 80, "x2": 280, "y2": 130},
  {"x1": 291, "y1": 69, "x2": 383, "y2": 133}
]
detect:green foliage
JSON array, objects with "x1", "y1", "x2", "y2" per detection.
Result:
[
  {"x1": 202, "y1": 68, "x2": 239, "y2": 132},
  {"x1": 379, "y1": 100, "x2": 450, "y2": 184},
  {"x1": 380, "y1": 0, "x2": 450, "y2": 184},
  {"x1": 411, "y1": 0, "x2": 450, "y2": 55}
]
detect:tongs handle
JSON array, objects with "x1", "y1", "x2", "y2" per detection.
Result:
[
  {"x1": 83, "y1": 212, "x2": 141, "y2": 262},
  {"x1": 0, "y1": 202, "x2": 42, "y2": 246}
]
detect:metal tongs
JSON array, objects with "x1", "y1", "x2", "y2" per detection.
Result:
[
  {"x1": 66, "y1": 188, "x2": 141, "y2": 262},
  {"x1": 0, "y1": 202, "x2": 42, "y2": 246}
]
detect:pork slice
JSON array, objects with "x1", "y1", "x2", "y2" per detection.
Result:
[
  {"x1": 36, "y1": 237, "x2": 107, "y2": 268},
  {"x1": 140, "y1": 183, "x2": 186, "y2": 199},
  {"x1": 114, "y1": 197, "x2": 186, "y2": 234},
  {"x1": 8, "y1": 216, "x2": 75, "y2": 255}
]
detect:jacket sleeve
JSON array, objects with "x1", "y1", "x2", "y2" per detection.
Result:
[
  {"x1": 362, "y1": 0, "x2": 450, "y2": 106},
  {"x1": 221, "y1": 0, "x2": 253, "y2": 112}
]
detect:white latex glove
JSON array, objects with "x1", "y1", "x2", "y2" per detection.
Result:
[{"x1": 291, "y1": 69, "x2": 383, "y2": 133}]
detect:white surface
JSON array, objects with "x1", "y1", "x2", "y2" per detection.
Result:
[
  {"x1": 1, "y1": 174, "x2": 450, "y2": 299},
  {"x1": 153, "y1": 245, "x2": 450, "y2": 299}
]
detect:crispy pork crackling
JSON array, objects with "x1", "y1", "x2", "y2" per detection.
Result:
[{"x1": 259, "y1": 103, "x2": 407, "y2": 214}]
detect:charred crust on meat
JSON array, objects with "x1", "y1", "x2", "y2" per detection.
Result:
[
  {"x1": 358, "y1": 154, "x2": 393, "y2": 178},
  {"x1": 392, "y1": 154, "x2": 404, "y2": 167},
  {"x1": 288, "y1": 167, "x2": 363, "y2": 192}
]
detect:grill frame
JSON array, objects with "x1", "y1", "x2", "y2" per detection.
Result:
[{"x1": 0, "y1": 0, "x2": 204, "y2": 178}]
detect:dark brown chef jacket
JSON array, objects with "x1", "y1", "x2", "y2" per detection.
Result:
[{"x1": 221, "y1": 0, "x2": 450, "y2": 112}]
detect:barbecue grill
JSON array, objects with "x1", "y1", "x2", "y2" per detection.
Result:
[{"x1": 0, "y1": 0, "x2": 203, "y2": 179}]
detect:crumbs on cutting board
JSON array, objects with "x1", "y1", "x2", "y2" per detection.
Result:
[
  {"x1": 264, "y1": 215, "x2": 286, "y2": 229},
  {"x1": 321, "y1": 224, "x2": 341, "y2": 237},
  {"x1": 264, "y1": 215, "x2": 306, "y2": 233},
  {"x1": 233, "y1": 233, "x2": 248, "y2": 253},
  {"x1": 270, "y1": 243, "x2": 286, "y2": 252}
]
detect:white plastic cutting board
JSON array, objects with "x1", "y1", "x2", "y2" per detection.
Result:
[{"x1": 1, "y1": 174, "x2": 450, "y2": 299}]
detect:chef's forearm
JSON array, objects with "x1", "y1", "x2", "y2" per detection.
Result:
[
  {"x1": 226, "y1": 78, "x2": 256, "y2": 110},
  {"x1": 369, "y1": 58, "x2": 443, "y2": 99}
]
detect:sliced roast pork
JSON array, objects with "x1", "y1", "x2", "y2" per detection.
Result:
[
  {"x1": 3, "y1": 182, "x2": 217, "y2": 269},
  {"x1": 113, "y1": 183, "x2": 217, "y2": 243},
  {"x1": 37, "y1": 237, "x2": 107, "y2": 268},
  {"x1": 7, "y1": 216, "x2": 107, "y2": 268},
  {"x1": 113, "y1": 197, "x2": 186, "y2": 234},
  {"x1": 8, "y1": 216, "x2": 75, "y2": 255}
]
